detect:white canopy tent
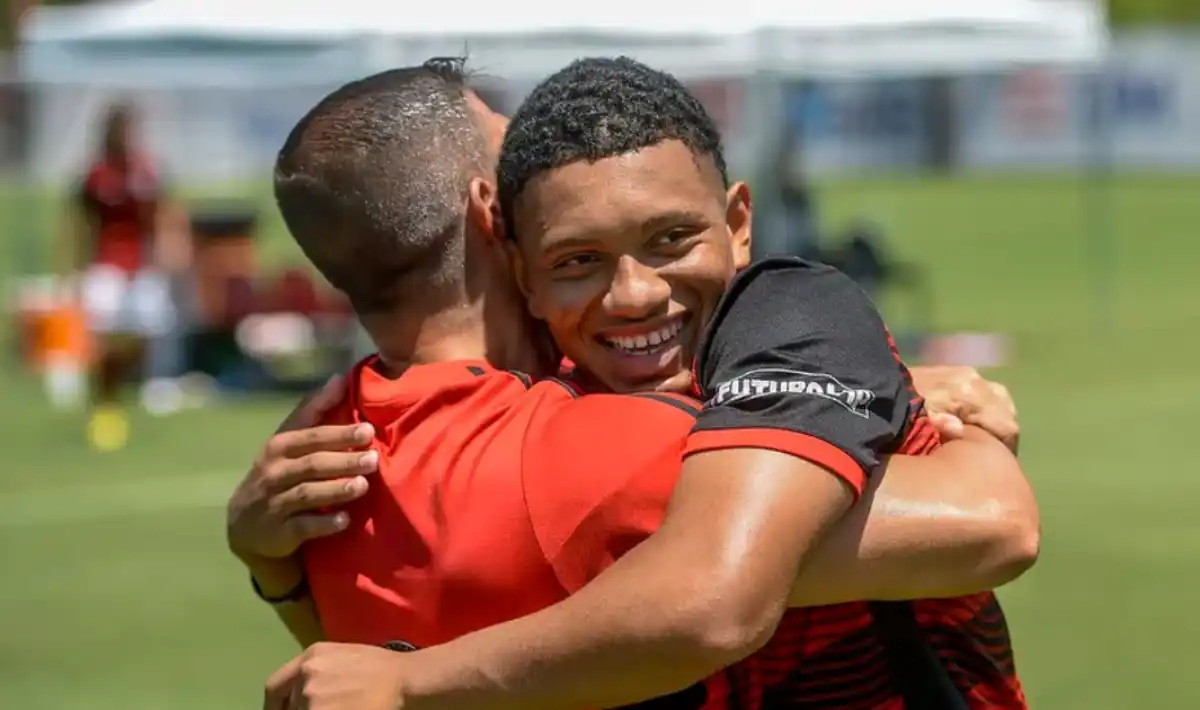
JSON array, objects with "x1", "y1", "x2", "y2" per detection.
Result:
[
  {"x1": 15, "y1": 0, "x2": 1111, "y2": 192},
  {"x1": 21, "y1": 0, "x2": 1106, "y2": 85},
  {"x1": 13, "y1": 0, "x2": 1118, "y2": 329}
]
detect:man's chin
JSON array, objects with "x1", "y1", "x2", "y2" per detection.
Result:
[{"x1": 599, "y1": 369, "x2": 693, "y2": 396}]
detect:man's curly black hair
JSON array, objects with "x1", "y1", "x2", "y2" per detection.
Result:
[{"x1": 497, "y1": 57, "x2": 728, "y2": 238}]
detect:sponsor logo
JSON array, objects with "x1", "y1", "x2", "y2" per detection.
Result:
[
  {"x1": 1003, "y1": 68, "x2": 1068, "y2": 138},
  {"x1": 710, "y1": 368, "x2": 875, "y2": 418}
]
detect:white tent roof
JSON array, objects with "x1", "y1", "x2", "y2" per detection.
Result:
[{"x1": 22, "y1": 0, "x2": 1106, "y2": 84}]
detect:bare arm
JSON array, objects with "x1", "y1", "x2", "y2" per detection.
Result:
[
  {"x1": 394, "y1": 433, "x2": 1037, "y2": 710},
  {"x1": 791, "y1": 425, "x2": 1037, "y2": 607},
  {"x1": 395, "y1": 450, "x2": 850, "y2": 710},
  {"x1": 244, "y1": 556, "x2": 326, "y2": 649}
]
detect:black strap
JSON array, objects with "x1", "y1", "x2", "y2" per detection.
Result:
[
  {"x1": 869, "y1": 601, "x2": 970, "y2": 710},
  {"x1": 250, "y1": 573, "x2": 310, "y2": 605}
]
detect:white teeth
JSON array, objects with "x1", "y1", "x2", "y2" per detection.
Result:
[{"x1": 604, "y1": 320, "x2": 684, "y2": 354}]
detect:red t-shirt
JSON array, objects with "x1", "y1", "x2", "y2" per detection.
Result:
[
  {"x1": 305, "y1": 258, "x2": 1025, "y2": 709},
  {"x1": 78, "y1": 157, "x2": 161, "y2": 273},
  {"x1": 304, "y1": 358, "x2": 696, "y2": 648}
]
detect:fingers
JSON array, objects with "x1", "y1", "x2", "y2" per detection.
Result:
[
  {"x1": 987, "y1": 382, "x2": 1016, "y2": 417},
  {"x1": 970, "y1": 410, "x2": 1020, "y2": 455},
  {"x1": 266, "y1": 449, "x2": 380, "y2": 492},
  {"x1": 273, "y1": 476, "x2": 371, "y2": 516},
  {"x1": 929, "y1": 412, "x2": 965, "y2": 439},
  {"x1": 266, "y1": 423, "x2": 375, "y2": 461},
  {"x1": 287, "y1": 513, "x2": 354, "y2": 543},
  {"x1": 264, "y1": 654, "x2": 304, "y2": 710}
]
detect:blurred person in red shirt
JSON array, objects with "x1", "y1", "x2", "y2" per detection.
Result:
[{"x1": 62, "y1": 102, "x2": 189, "y2": 450}]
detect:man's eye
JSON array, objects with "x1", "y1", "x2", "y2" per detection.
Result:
[
  {"x1": 657, "y1": 228, "x2": 700, "y2": 246},
  {"x1": 554, "y1": 253, "x2": 599, "y2": 269}
]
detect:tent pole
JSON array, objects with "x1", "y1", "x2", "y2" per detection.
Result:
[{"x1": 1084, "y1": 60, "x2": 1116, "y2": 337}]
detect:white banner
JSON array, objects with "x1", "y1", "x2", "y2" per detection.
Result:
[
  {"x1": 18, "y1": 32, "x2": 1200, "y2": 184},
  {"x1": 958, "y1": 34, "x2": 1200, "y2": 169},
  {"x1": 783, "y1": 79, "x2": 928, "y2": 172}
]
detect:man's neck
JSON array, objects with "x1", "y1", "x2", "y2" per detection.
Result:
[{"x1": 367, "y1": 301, "x2": 551, "y2": 379}]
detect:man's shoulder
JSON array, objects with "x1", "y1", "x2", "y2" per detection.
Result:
[
  {"x1": 521, "y1": 390, "x2": 698, "y2": 508},
  {"x1": 523, "y1": 389, "x2": 700, "y2": 448},
  {"x1": 715, "y1": 256, "x2": 859, "y2": 321},
  {"x1": 727, "y1": 256, "x2": 842, "y2": 290},
  {"x1": 521, "y1": 391, "x2": 699, "y2": 591}
]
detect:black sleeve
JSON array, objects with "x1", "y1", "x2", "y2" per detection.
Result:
[{"x1": 683, "y1": 257, "x2": 917, "y2": 494}]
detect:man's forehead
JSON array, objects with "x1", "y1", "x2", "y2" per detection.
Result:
[
  {"x1": 519, "y1": 141, "x2": 724, "y2": 241},
  {"x1": 529, "y1": 142, "x2": 720, "y2": 212}
]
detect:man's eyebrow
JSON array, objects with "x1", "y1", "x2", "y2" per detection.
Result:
[
  {"x1": 640, "y1": 209, "x2": 712, "y2": 232},
  {"x1": 538, "y1": 208, "x2": 715, "y2": 254},
  {"x1": 539, "y1": 235, "x2": 598, "y2": 254}
]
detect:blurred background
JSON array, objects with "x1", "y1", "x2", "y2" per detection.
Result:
[{"x1": 0, "y1": 1, "x2": 1196, "y2": 708}]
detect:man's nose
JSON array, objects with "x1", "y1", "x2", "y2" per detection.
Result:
[{"x1": 603, "y1": 255, "x2": 671, "y2": 320}]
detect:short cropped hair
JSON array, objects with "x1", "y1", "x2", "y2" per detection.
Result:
[
  {"x1": 274, "y1": 58, "x2": 487, "y2": 314},
  {"x1": 497, "y1": 56, "x2": 728, "y2": 236}
]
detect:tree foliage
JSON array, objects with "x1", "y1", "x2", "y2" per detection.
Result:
[{"x1": 1109, "y1": 0, "x2": 1200, "y2": 27}]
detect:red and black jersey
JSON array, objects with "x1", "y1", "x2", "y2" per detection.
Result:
[
  {"x1": 77, "y1": 157, "x2": 161, "y2": 272},
  {"x1": 671, "y1": 258, "x2": 1024, "y2": 710}
]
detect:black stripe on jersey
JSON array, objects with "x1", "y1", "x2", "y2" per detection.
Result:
[
  {"x1": 466, "y1": 366, "x2": 487, "y2": 376},
  {"x1": 871, "y1": 601, "x2": 970, "y2": 710},
  {"x1": 631, "y1": 392, "x2": 701, "y2": 417},
  {"x1": 544, "y1": 378, "x2": 579, "y2": 398},
  {"x1": 506, "y1": 370, "x2": 533, "y2": 388}
]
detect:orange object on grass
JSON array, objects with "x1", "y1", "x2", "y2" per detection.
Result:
[{"x1": 31, "y1": 303, "x2": 92, "y2": 371}]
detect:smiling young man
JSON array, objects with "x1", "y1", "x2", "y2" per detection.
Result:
[{"x1": 246, "y1": 59, "x2": 1037, "y2": 710}]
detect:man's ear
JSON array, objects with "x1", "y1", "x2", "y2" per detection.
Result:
[
  {"x1": 725, "y1": 181, "x2": 752, "y2": 270},
  {"x1": 467, "y1": 176, "x2": 501, "y2": 242}
]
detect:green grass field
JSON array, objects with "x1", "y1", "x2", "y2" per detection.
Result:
[{"x1": 1, "y1": 174, "x2": 1197, "y2": 709}]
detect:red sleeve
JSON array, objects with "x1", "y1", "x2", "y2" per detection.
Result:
[{"x1": 522, "y1": 393, "x2": 697, "y2": 593}]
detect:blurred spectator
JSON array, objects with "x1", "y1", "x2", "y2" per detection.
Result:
[
  {"x1": 59, "y1": 101, "x2": 190, "y2": 451},
  {"x1": 775, "y1": 128, "x2": 821, "y2": 260}
]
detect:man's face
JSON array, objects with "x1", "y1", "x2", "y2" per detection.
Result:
[{"x1": 511, "y1": 140, "x2": 751, "y2": 394}]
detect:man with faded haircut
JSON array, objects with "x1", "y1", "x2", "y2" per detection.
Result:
[{"x1": 225, "y1": 58, "x2": 1034, "y2": 710}]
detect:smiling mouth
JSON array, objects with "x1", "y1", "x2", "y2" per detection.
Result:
[{"x1": 598, "y1": 317, "x2": 686, "y2": 357}]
